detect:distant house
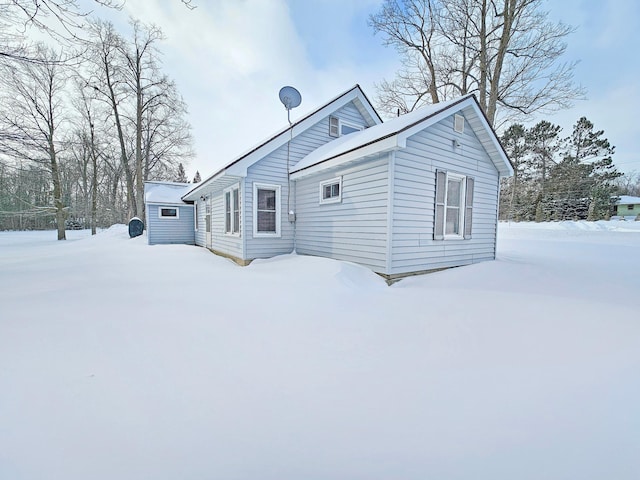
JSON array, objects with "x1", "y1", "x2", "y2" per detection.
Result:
[
  {"x1": 613, "y1": 195, "x2": 640, "y2": 219},
  {"x1": 145, "y1": 85, "x2": 513, "y2": 280}
]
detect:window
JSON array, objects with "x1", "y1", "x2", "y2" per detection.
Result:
[
  {"x1": 319, "y1": 177, "x2": 342, "y2": 204},
  {"x1": 454, "y1": 114, "x2": 465, "y2": 133},
  {"x1": 224, "y1": 185, "x2": 240, "y2": 235},
  {"x1": 253, "y1": 183, "x2": 281, "y2": 237},
  {"x1": 627, "y1": 204, "x2": 635, "y2": 210},
  {"x1": 159, "y1": 207, "x2": 178, "y2": 219},
  {"x1": 329, "y1": 116, "x2": 363, "y2": 137},
  {"x1": 433, "y1": 170, "x2": 474, "y2": 240}
]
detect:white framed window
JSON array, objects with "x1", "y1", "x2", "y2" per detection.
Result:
[
  {"x1": 224, "y1": 185, "x2": 240, "y2": 235},
  {"x1": 454, "y1": 114, "x2": 465, "y2": 133},
  {"x1": 253, "y1": 183, "x2": 281, "y2": 237},
  {"x1": 434, "y1": 170, "x2": 474, "y2": 240},
  {"x1": 319, "y1": 177, "x2": 342, "y2": 204},
  {"x1": 158, "y1": 207, "x2": 179, "y2": 219},
  {"x1": 329, "y1": 116, "x2": 364, "y2": 137}
]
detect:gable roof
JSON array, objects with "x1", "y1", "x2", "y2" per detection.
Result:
[
  {"x1": 182, "y1": 85, "x2": 381, "y2": 201},
  {"x1": 290, "y1": 94, "x2": 513, "y2": 179}
]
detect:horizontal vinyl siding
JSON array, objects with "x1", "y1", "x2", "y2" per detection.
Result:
[
  {"x1": 146, "y1": 204, "x2": 195, "y2": 245},
  {"x1": 294, "y1": 155, "x2": 389, "y2": 272},
  {"x1": 390, "y1": 114, "x2": 499, "y2": 275},
  {"x1": 210, "y1": 185, "x2": 243, "y2": 258},
  {"x1": 245, "y1": 101, "x2": 370, "y2": 260}
]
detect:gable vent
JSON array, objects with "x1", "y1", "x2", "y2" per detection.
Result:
[
  {"x1": 454, "y1": 114, "x2": 465, "y2": 133},
  {"x1": 329, "y1": 116, "x2": 339, "y2": 137}
]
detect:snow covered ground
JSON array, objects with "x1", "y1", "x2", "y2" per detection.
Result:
[{"x1": 1, "y1": 221, "x2": 639, "y2": 480}]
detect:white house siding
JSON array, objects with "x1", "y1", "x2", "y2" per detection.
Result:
[
  {"x1": 294, "y1": 155, "x2": 389, "y2": 272},
  {"x1": 389, "y1": 114, "x2": 499, "y2": 275},
  {"x1": 244, "y1": 101, "x2": 369, "y2": 260},
  {"x1": 146, "y1": 204, "x2": 195, "y2": 245}
]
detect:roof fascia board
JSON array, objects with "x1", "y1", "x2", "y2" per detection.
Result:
[{"x1": 290, "y1": 136, "x2": 399, "y2": 180}]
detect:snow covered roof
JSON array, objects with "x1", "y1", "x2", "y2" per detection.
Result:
[
  {"x1": 144, "y1": 181, "x2": 193, "y2": 204},
  {"x1": 616, "y1": 195, "x2": 640, "y2": 205},
  {"x1": 290, "y1": 94, "x2": 513, "y2": 179},
  {"x1": 182, "y1": 85, "x2": 381, "y2": 201}
]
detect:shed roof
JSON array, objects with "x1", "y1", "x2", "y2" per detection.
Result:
[
  {"x1": 144, "y1": 181, "x2": 193, "y2": 204},
  {"x1": 290, "y1": 94, "x2": 513, "y2": 179}
]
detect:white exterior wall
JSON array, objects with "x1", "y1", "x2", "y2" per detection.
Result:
[
  {"x1": 294, "y1": 154, "x2": 389, "y2": 272},
  {"x1": 389, "y1": 114, "x2": 500, "y2": 275},
  {"x1": 244, "y1": 101, "x2": 369, "y2": 260}
]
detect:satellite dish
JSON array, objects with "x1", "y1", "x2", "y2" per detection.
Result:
[{"x1": 279, "y1": 86, "x2": 302, "y2": 111}]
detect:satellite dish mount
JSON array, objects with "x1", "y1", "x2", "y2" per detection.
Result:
[{"x1": 279, "y1": 86, "x2": 302, "y2": 125}]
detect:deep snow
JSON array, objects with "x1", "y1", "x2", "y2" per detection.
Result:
[{"x1": 1, "y1": 221, "x2": 639, "y2": 480}]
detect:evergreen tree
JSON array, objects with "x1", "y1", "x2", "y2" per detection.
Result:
[
  {"x1": 175, "y1": 163, "x2": 188, "y2": 183},
  {"x1": 563, "y1": 117, "x2": 619, "y2": 220},
  {"x1": 500, "y1": 124, "x2": 529, "y2": 220},
  {"x1": 192, "y1": 170, "x2": 201, "y2": 183},
  {"x1": 526, "y1": 121, "x2": 563, "y2": 221}
]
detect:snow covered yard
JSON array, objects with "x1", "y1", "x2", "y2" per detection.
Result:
[{"x1": 1, "y1": 221, "x2": 639, "y2": 480}]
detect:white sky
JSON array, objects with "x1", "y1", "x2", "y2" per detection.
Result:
[{"x1": 86, "y1": 0, "x2": 639, "y2": 178}]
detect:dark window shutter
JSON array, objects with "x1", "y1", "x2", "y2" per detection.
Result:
[
  {"x1": 464, "y1": 177, "x2": 474, "y2": 239},
  {"x1": 434, "y1": 170, "x2": 446, "y2": 240}
]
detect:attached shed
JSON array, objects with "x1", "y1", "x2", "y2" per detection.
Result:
[{"x1": 144, "y1": 182, "x2": 195, "y2": 245}]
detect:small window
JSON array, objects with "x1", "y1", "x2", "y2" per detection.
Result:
[
  {"x1": 159, "y1": 207, "x2": 178, "y2": 219},
  {"x1": 253, "y1": 183, "x2": 281, "y2": 237},
  {"x1": 319, "y1": 177, "x2": 342, "y2": 204},
  {"x1": 454, "y1": 114, "x2": 465, "y2": 133},
  {"x1": 329, "y1": 116, "x2": 363, "y2": 137},
  {"x1": 224, "y1": 185, "x2": 240, "y2": 235},
  {"x1": 341, "y1": 122, "x2": 362, "y2": 135},
  {"x1": 627, "y1": 204, "x2": 634, "y2": 210}
]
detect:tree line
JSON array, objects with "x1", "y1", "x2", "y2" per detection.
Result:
[
  {"x1": 0, "y1": 6, "x2": 195, "y2": 238},
  {"x1": 499, "y1": 117, "x2": 625, "y2": 221}
]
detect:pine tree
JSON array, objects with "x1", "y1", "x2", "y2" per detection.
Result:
[
  {"x1": 192, "y1": 170, "x2": 201, "y2": 183},
  {"x1": 175, "y1": 163, "x2": 188, "y2": 183}
]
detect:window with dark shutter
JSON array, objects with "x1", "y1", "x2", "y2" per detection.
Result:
[
  {"x1": 464, "y1": 177, "x2": 474, "y2": 239},
  {"x1": 434, "y1": 170, "x2": 446, "y2": 240}
]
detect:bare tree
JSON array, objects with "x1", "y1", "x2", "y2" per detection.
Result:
[
  {"x1": 82, "y1": 19, "x2": 193, "y2": 220},
  {"x1": 0, "y1": 43, "x2": 70, "y2": 239},
  {"x1": 369, "y1": 0, "x2": 585, "y2": 125}
]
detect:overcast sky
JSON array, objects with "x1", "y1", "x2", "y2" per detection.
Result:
[{"x1": 88, "y1": 0, "x2": 639, "y2": 178}]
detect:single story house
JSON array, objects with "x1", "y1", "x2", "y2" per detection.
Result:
[
  {"x1": 145, "y1": 85, "x2": 513, "y2": 280},
  {"x1": 613, "y1": 195, "x2": 640, "y2": 219}
]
